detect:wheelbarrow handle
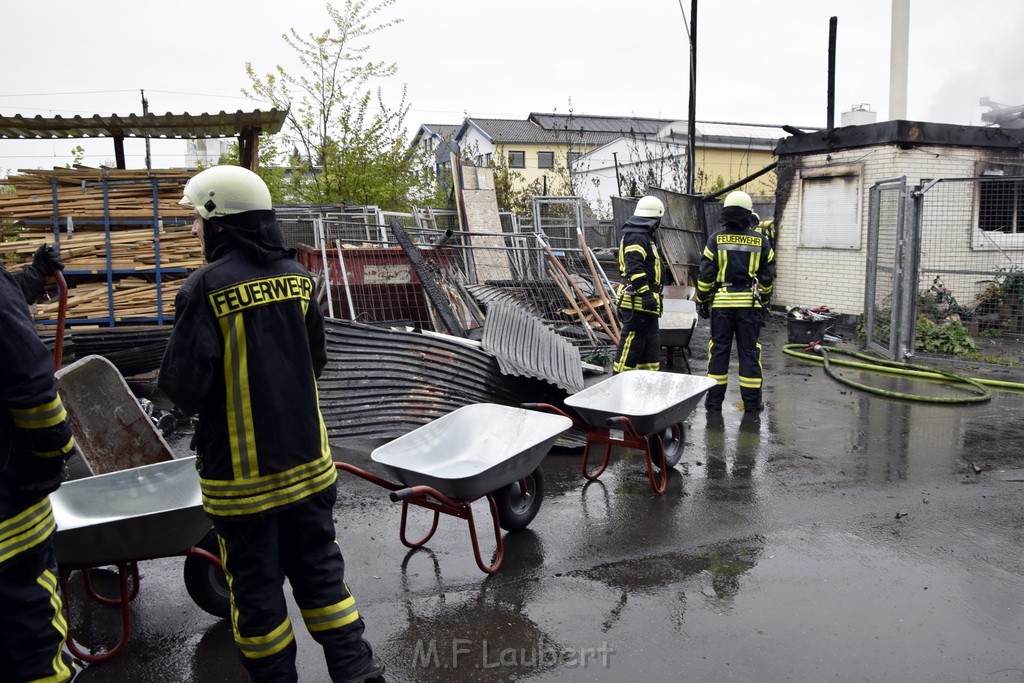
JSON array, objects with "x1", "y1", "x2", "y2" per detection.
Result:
[
  {"x1": 53, "y1": 270, "x2": 68, "y2": 372},
  {"x1": 523, "y1": 402, "x2": 577, "y2": 424},
  {"x1": 390, "y1": 488, "x2": 416, "y2": 502}
]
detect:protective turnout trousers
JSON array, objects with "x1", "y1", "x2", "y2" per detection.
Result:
[
  {"x1": 0, "y1": 498, "x2": 76, "y2": 683},
  {"x1": 211, "y1": 486, "x2": 375, "y2": 683},
  {"x1": 706, "y1": 307, "x2": 763, "y2": 409},
  {"x1": 613, "y1": 310, "x2": 661, "y2": 373}
]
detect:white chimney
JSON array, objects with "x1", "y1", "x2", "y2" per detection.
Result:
[
  {"x1": 889, "y1": 0, "x2": 910, "y2": 120},
  {"x1": 842, "y1": 104, "x2": 878, "y2": 127}
]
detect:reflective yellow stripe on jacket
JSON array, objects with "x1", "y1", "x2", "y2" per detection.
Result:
[
  {"x1": 200, "y1": 453, "x2": 337, "y2": 517},
  {"x1": 0, "y1": 497, "x2": 55, "y2": 565}
]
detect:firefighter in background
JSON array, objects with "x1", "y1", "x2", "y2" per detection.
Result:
[
  {"x1": 1, "y1": 245, "x2": 80, "y2": 682},
  {"x1": 694, "y1": 191, "x2": 776, "y2": 412},
  {"x1": 750, "y1": 212, "x2": 776, "y2": 247},
  {"x1": 612, "y1": 195, "x2": 665, "y2": 373},
  {"x1": 158, "y1": 166, "x2": 383, "y2": 683}
]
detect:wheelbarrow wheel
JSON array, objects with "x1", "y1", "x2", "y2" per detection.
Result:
[
  {"x1": 649, "y1": 422, "x2": 686, "y2": 470},
  {"x1": 184, "y1": 530, "x2": 230, "y2": 620},
  {"x1": 494, "y1": 466, "x2": 545, "y2": 532}
]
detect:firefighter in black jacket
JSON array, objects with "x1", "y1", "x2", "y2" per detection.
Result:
[
  {"x1": 158, "y1": 166, "x2": 383, "y2": 683},
  {"x1": 695, "y1": 191, "x2": 776, "y2": 412},
  {"x1": 1, "y1": 246, "x2": 80, "y2": 683},
  {"x1": 612, "y1": 195, "x2": 665, "y2": 373}
]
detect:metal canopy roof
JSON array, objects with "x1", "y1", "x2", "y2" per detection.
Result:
[{"x1": 0, "y1": 108, "x2": 288, "y2": 140}]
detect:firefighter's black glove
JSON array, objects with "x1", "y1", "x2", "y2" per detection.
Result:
[
  {"x1": 641, "y1": 292, "x2": 657, "y2": 311},
  {"x1": 32, "y1": 245, "x2": 65, "y2": 276},
  {"x1": 697, "y1": 301, "x2": 710, "y2": 319}
]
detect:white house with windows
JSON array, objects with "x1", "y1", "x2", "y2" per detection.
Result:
[
  {"x1": 570, "y1": 121, "x2": 784, "y2": 218},
  {"x1": 772, "y1": 120, "x2": 1024, "y2": 315},
  {"x1": 409, "y1": 123, "x2": 460, "y2": 183}
]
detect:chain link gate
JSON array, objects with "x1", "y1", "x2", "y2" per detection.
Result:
[{"x1": 864, "y1": 176, "x2": 919, "y2": 359}]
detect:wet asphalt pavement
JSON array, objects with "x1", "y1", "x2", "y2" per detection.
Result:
[{"x1": 70, "y1": 318, "x2": 1024, "y2": 683}]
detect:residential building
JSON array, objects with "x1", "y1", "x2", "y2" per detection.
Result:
[
  {"x1": 571, "y1": 120, "x2": 784, "y2": 217},
  {"x1": 409, "y1": 112, "x2": 792, "y2": 218},
  {"x1": 409, "y1": 123, "x2": 460, "y2": 186}
]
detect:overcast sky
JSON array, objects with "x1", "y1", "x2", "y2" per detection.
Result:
[{"x1": 2, "y1": 0, "x2": 1022, "y2": 175}]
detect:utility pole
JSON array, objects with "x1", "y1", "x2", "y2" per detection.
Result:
[
  {"x1": 141, "y1": 89, "x2": 152, "y2": 170},
  {"x1": 827, "y1": 17, "x2": 837, "y2": 129},
  {"x1": 686, "y1": 0, "x2": 697, "y2": 195},
  {"x1": 612, "y1": 151, "x2": 622, "y2": 196}
]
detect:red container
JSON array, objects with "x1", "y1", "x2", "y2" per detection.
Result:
[{"x1": 295, "y1": 244, "x2": 455, "y2": 328}]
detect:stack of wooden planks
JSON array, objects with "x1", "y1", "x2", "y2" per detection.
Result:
[
  {"x1": 33, "y1": 277, "x2": 187, "y2": 322},
  {"x1": 0, "y1": 167, "x2": 196, "y2": 221},
  {"x1": 0, "y1": 167, "x2": 201, "y2": 323}
]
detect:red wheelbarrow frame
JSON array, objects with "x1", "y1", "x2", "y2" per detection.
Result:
[
  {"x1": 57, "y1": 546, "x2": 222, "y2": 663},
  {"x1": 334, "y1": 462, "x2": 505, "y2": 574},
  {"x1": 525, "y1": 403, "x2": 670, "y2": 494}
]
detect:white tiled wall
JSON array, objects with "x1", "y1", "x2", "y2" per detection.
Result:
[{"x1": 773, "y1": 145, "x2": 987, "y2": 315}]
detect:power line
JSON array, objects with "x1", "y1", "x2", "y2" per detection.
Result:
[{"x1": 0, "y1": 90, "x2": 139, "y2": 98}]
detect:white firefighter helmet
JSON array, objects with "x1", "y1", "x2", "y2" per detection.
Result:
[
  {"x1": 181, "y1": 165, "x2": 273, "y2": 220},
  {"x1": 634, "y1": 195, "x2": 665, "y2": 218},
  {"x1": 723, "y1": 190, "x2": 753, "y2": 211}
]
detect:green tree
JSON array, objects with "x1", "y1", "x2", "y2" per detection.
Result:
[
  {"x1": 244, "y1": 0, "x2": 441, "y2": 209},
  {"x1": 65, "y1": 145, "x2": 86, "y2": 169}
]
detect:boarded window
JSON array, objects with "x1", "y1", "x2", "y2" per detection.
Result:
[
  {"x1": 508, "y1": 151, "x2": 525, "y2": 168},
  {"x1": 538, "y1": 151, "x2": 554, "y2": 169},
  {"x1": 797, "y1": 172, "x2": 861, "y2": 249}
]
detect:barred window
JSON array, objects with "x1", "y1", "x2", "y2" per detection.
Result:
[{"x1": 977, "y1": 164, "x2": 1024, "y2": 234}]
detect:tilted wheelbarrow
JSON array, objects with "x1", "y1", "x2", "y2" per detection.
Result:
[
  {"x1": 335, "y1": 403, "x2": 572, "y2": 574},
  {"x1": 49, "y1": 457, "x2": 227, "y2": 662},
  {"x1": 43, "y1": 273, "x2": 226, "y2": 662},
  {"x1": 528, "y1": 371, "x2": 716, "y2": 494}
]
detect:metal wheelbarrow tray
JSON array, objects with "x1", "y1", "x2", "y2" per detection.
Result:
[
  {"x1": 51, "y1": 457, "x2": 207, "y2": 566},
  {"x1": 565, "y1": 371, "x2": 715, "y2": 436},
  {"x1": 50, "y1": 457, "x2": 226, "y2": 661},
  {"x1": 336, "y1": 404, "x2": 572, "y2": 573},
  {"x1": 533, "y1": 371, "x2": 716, "y2": 494}
]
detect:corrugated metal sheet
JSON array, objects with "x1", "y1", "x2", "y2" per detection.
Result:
[
  {"x1": 318, "y1": 319, "x2": 581, "y2": 445},
  {"x1": 465, "y1": 282, "x2": 551, "y2": 317},
  {"x1": 0, "y1": 109, "x2": 288, "y2": 140},
  {"x1": 481, "y1": 302, "x2": 585, "y2": 394},
  {"x1": 54, "y1": 326, "x2": 172, "y2": 378}
]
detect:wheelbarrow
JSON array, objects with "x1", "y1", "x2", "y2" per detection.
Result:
[
  {"x1": 335, "y1": 403, "x2": 572, "y2": 574},
  {"x1": 528, "y1": 371, "x2": 716, "y2": 494},
  {"x1": 49, "y1": 457, "x2": 227, "y2": 662},
  {"x1": 661, "y1": 285, "x2": 698, "y2": 372}
]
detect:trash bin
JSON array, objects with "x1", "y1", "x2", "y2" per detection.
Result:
[{"x1": 787, "y1": 317, "x2": 834, "y2": 344}]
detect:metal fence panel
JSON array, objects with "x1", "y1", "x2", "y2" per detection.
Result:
[
  {"x1": 916, "y1": 177, "x2": 1024, "y2": 338},
  {"x1": 864, "y1": 178, "x2": 914, "y2": 359}
]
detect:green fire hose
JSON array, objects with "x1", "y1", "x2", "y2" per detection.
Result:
[{"x1": 781, "y1": 343, "x2": 1024, "y2": 404}]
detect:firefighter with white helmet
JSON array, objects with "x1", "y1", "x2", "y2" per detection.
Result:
[
  {"x1": 694, "y1": 190, "x2": 776, "y2": 412},
  {"x1": 160, "y1": 165, "x2": 384, "y2": 682},
  {"x1": 612, "y1": 195, "x2": 665, "y2": 373}
]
